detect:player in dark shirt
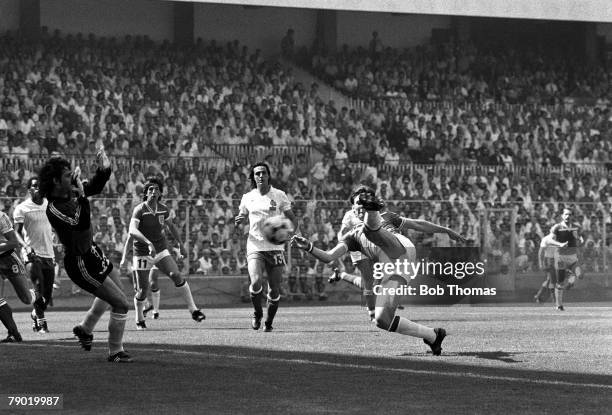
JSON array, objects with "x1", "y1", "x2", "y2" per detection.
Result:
[
  {"x1": 39, "y1": 148, "x2": 132, "y2": 362},
  {"x1": 549, "y1": 207, "x2": 583, "y2": 311},
  {"x1": 126, "y1": 177, "x2": 204, "y2": 329}
]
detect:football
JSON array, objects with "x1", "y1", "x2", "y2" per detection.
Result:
[{"x1": 262, "y1": 216, "x2": 294, "y2": 245}]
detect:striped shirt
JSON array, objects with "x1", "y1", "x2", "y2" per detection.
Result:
[
  {"x1": 0, "y1": 211, "x2": 16, "y2": 258},
  {"x1": 46, "y1": 167, "x2": 111, "y2": 256}
]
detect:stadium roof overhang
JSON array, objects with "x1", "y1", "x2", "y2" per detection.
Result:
[{"x1": 174, "y1": 0, "x2": 612, "y2": 23}]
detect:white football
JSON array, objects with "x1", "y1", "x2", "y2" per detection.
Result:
[{"x1": 262, "y1": 216, "x2": 294, "y2": 245}]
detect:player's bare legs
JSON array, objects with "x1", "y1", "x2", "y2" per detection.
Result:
[
  {"x1": 376, "y1": 274, "x2": 444, "y2": 355},
  {"x1": 7, "y1": 272, "x2": 32, "y2": 305},
  {"x1": 149, "y1": 267, "x2": 160, "y2": 319},
  {"x1": 133, "y1": 269, "x2": 150, "y2": 329},
  {"x1": 247, "y1": 256, "x2": 266, "y2": 329},
  {"x1": 330, "y1": 259, "x2": 376, "y2": 320},
  {"x1": 358, "y1": 193, "x2": 407, "y2": 259},
  {"x1": 73, "y1": 268, "x2": 129, "y2": 356},
  {"x1": 156, "y1": 255, "x2": 204, "y2": 321}
]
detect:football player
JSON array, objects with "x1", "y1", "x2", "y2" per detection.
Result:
[
  {"x1": 126, "y1": 177, "x2": 204, "y2": 329},
  {"x1": 234, "y1": 162, "x2": 297, "y2": 332}
]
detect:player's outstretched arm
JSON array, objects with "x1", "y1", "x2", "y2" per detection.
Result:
[
  {"x1": 398, "y1": 216, "x2": 467, "y2": 243},
  {"x1": 13, "y1": 222, "x2": 29, "y2": 252},
  {"x1": 292, "y1": 235, "x2": 348, "y2": 263},
  {"x1": 0, "y1": 229, "x2": 21, "y2": 256},
  {"x1": 83, "y1": 147, "x2": 112, "y2": 197},
  {"x1": 165, "y1": 220, "x2": 186, "y2": 256},
  {"x1": 120, "y1": 234, "x2": 134, "y2": 269},
  {"x1": 14, "y1": 224, "x2": 39, "y2": 264},
  {"x1": 283, "y1": 209, "x2": 298, "y2": 233},
  {"x1": 541, "y1": 233, "x2": 567, "y2": 248}
]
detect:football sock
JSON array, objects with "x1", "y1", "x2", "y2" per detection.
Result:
[
  {"x1": 389, "y1": 315, "x2": 436, "y2": 342},
  {"x1": 175, "y1": 281, "x2": 197, "y2": 313},
  {"x1": 265, "y1": 294, "x2": 280, "y2": 324},
  {"x1": 0, "y1": 299, "x2": 19, "y2": 335},
  {"x1": 250, "y1": 286, "x2": 264, "y2": 316},
  {"x1": 108, "y1": 312, "x2": 127, "y2": 355},
  {"x1": 151, "y1": 289, "x2": 161, "y2": 313},
  {"x1": 534, "y1": 286, "x2": 544, "y2": 300},
  {"x1": 81, "y1": 297, "x2": 109, "y2": 334},
  {"x1": 33, "y1": 297, "x2": 46, "y2": 318},
  {"x1": 555, "y1": 288, "x2": 563, "y2": 307},
  {"x1": 363, "y1": 290, "x2": 376, "y2": 320},
  {"x1": 134, "y1": 296, "x2": 145, "y2": 321}
]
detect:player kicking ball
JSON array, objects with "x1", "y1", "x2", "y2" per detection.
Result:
[
  {"x1": 235, "y1": 162, "x2": 297, "y2": 332},
  {"x1": 125, "y1": 178, "x2": 204, "y2": 329},
  {"x1": 293, "y1": 186, "x2": 466, "y2": 355}
]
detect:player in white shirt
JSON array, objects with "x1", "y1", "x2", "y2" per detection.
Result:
[
  {"x1": 534, "y1": 228, "x2": 568, "y2": 304},
  {"x1": 14, "y1": 177, "x2": 56, "y2": 333},
  {"x1": 234, "y1": 163, "x2": 297, "y2": 331}
]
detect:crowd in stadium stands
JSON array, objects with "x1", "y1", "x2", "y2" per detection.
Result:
[{"x1": 0, "y1": 29, "x2": 610, "y2": 298}]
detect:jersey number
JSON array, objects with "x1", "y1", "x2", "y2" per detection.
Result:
[
  {"x1": 138, "y1": 259, "x2": 148, "y2": 269},
  {"x1": 12, "y1": 265, "x2": 20, "y2": 274},
  {"x1": 273, "y1": 253, "x2": 285, "y2": 266}
]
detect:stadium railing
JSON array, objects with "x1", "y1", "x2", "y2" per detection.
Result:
[
  {"x1": 1, "y1": 152, "x2": 609, "y2": 181},
  {"x1": 1, "y1": 195, "x2": 607, "y2": 279}
]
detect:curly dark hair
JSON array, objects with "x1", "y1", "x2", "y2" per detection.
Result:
[
  {"x1": 38, "y1": 156, "x2": 71, "y2": 199},
  {"x1": 26, "y1": 176, "x2": 39, "y2": 189},
  {"x1": 249, "y1": 162, "x2": 271, "y2": 189},
  {"x1": 143, "y1": 176, "x2": 164, "y2": 201}
]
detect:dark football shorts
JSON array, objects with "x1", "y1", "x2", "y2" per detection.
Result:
[
  {"x1": 247, "y1": 251, "x2": 286, "y2": 269},
  {"x1": 0, "y1": 251, "x2": 26, "y2": 280},
  {"x1": 64, "y1": 243, "x2": 113, "y2": 293}
]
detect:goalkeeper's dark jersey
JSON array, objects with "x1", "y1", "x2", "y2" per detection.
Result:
[{"x1": 46, "y1": 167, "x2": 111, "y2": 256}]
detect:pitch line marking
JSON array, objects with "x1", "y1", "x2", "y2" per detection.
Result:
[
  {"x1": 23, "y1": 343, "x2": 612, "y2": 390},
  {"x1": 171, "y1": 350, "x2": 612, "y2": 390}
]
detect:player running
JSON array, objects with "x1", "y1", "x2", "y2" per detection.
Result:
[
  {"x1": 534, "y1": 228, "x2": 567, "y2": 304},
  {"x1": 550, "y1": 207, "x2": 583, "y2": 311},
  {"x1": 126, "y1": 177, "x2": 204, "y2": 329},
  {"x1": 293, "y1": 186, "x2": 466, "y2": 355},
  {"x1": 234, "y1": 162, "x2": 297, "y2": 332},
  {"x1": 39, "y1": 149, "x2": 132, "y2": 362},
  {"x1": 14, "y1": 177, "x2": 56, "y2": 333},
  {"x1": 337, "y1": 194, "x2": 377, "y2": 320},
  {"x1": 0, "y1": 210, "x2": 32, "y2": 343}
]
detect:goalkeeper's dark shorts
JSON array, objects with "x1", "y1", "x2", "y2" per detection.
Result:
[{"x1": 64, "y1": 243, "x2": 113, "y2": 293}]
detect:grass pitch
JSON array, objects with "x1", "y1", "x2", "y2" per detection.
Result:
[{"x1": 2, "y1": 304, "x2": 611, "y2": 414}]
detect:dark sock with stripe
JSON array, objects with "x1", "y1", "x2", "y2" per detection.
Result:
[
  {"x1": 250, "y1": 290, "x2": 264, "y2": 317},
  {"x1": 0, "y1": 300, "x2": 19, "y2": 335},
  {"x1": 265, "y1": 298, "x2": 279, "y2": 325}
]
